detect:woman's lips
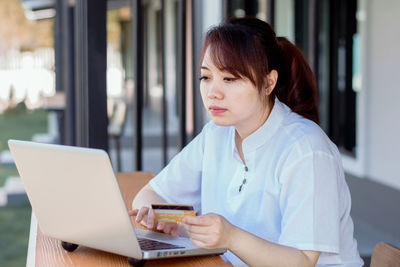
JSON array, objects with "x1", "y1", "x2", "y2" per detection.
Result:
[{"x1": 209, "y1": 105, "x2": 227, "y2": 114}]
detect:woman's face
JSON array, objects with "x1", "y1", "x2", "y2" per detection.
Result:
[{"x1": 200, "y1": 48, "x2": 271, "y2": 138}]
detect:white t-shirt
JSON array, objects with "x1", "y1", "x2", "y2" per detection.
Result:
[{"x1": 149, "y1": 98, "x2": 363, "y2": 266}]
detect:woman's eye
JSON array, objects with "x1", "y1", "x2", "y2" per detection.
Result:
[
  {"x1": 199, "y1": 76, "x2": 209, "y2": 81},
  {"x1": 223, "y1": 77, "x2": 237, "y2": 82}
]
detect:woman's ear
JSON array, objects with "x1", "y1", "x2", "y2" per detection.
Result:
[{"x1": 264, "y1": 70, "x2": 278, "y2": 95}]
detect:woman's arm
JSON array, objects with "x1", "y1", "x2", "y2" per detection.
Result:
[
  {"x1": 132, "y1": 183, "x2": 166, "y2": 210},
  {"x1": 181, "y1": 213, "x2": 320, "y2": 267},
  {"x1": 229, "y1": 223, "x2": 320, "y2": 266},
  {"x1": 130, "y1": 184, "x2": 180, "y2": 235},
  {"x1": 130, "y1": 123, "x2": 209, "y2": 225}
]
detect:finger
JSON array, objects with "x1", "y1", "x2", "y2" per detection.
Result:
[
  {"x1": 128, "y1": 209, "x2": 138, "y2": 216},
  {"x1": 156, "y1": 222, "x2": 165, "y2": 231},
  {"x1": 189, "y1": 238, "x2": 209, "y2": 249},
  {"x1": 180, "y1": 223, "x2": 211, "y2": 235},
  {"x1": 137, "y1": 207, "x2": 149, "y2": 220},
  {"x1": 182, "y1": 215, "x2": 210, "y2": 226},
  {"x1": 163, "y1": 223, "x2": 178, "y2": 236},
  {"x1": 188, "y1": 232, "x2": 210, "y2": 243},
  {"x1": 187, "y1": 233, "x2": 219, "y2": 249},
  {"x1": 146, "y1": 208, "x2": 156, "y2": 229},
  {"x1": 170, "y1": 227, "x2": 178, "y2": 237},
  {"x1": 135, "y1": 207, "x2": 149, "y2": 222}
]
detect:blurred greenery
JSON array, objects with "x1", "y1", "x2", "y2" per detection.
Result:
[
  {"x1": 0, "y1": 102, "x2": 48, "y2": 152},
  {"x1": 0, "y1": 103, "x2": 48, "y2": 266},
  {"x1": 0, "y1": 165, "x2": 19, "y2": 187},
  {"x1": 0, "y1": 102, "x2": 48, "y2": 186},
  {"x1": 0, "y1": 204, "x2": 31, "y2": 267}
]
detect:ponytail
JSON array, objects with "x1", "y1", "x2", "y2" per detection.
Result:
[{"x1": 273, "y1": 37, "x2": 319, "y2": 124}]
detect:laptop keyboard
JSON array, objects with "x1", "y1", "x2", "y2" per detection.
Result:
[{"x1": 138, "y1": 238, "x2": 185, "y2": 251}]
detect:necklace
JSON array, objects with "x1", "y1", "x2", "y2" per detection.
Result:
[{"x1": 239, "y1": 165, "x2": 248, "y2": 192}]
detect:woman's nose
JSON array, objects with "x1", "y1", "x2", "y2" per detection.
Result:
[{"x1": 207, "y1": 81, "x2": 223, "y2": 99}]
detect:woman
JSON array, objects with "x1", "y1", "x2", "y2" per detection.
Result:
[{"x1": 131, "y1": 17, "x2": 363, "y2": 266}]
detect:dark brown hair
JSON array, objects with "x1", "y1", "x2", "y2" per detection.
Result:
[{"x1": 199, "y1": 17, "x2": 319, "y2": 124}]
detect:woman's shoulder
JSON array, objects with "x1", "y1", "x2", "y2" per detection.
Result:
[{"x1": 279, "y1": 111, "x2": 339, "y2": 157}]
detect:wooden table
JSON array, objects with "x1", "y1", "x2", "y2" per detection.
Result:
[{"x1": 27, "y1": 172, "x2": 232, "y2": 266}]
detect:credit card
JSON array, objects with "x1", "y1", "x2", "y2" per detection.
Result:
[{"x1": 152, "y1": 204, "x2": 195, "y2": 223}]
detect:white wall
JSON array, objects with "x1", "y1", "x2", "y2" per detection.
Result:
[
  {"x1": 202, "y1": 0, "x2": 222, "y2": 33},
  {"x1": 274, "y1": 0, "x2": 295, "y2": 42},
  {"x1": 366, "y1": 0, "x2": 400, "y2": 190}
]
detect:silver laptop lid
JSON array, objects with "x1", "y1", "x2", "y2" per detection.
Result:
[{"x1": 8, "y1": 140, "x2": 142, "y2": 259}]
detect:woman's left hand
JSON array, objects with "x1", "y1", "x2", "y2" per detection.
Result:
[{"x1": 180, "y1": 213, "x2": 235, "y2": 249}]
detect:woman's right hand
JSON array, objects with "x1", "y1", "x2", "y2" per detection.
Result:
[{"x1": 129, "y1": 207, "x2": 179, "y2": 236}]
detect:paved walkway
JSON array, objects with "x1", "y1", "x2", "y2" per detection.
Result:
[{"x1": 346, "y1": 174, "x2": 400, "y2": 258}]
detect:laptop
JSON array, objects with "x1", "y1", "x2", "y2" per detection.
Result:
[{"x1": 8, "y1": 140, "x2": 226, "y2": 260}]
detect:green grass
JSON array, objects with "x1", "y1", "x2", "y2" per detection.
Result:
[
  {"x1": 0, "y1": 102, "x2": 48, "y2": 152},
  {"x1": 0, "y1": 165, "x2": 19, "y2": 187},
  {"x1": 0, "y1": 103, "x2": 48, "y2": 186},
  {"x1": 0, "y1": 204, "x2": 32, "y2": 267},
  {"x1": 0, "y1": 103, "x2": 47, "y2": 266}
]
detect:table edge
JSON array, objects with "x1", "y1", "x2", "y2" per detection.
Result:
[{"x1": 26, "y1": 211, "x2": 37, "y2": 267}]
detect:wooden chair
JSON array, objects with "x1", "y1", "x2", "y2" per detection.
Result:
[{"x1": 370, "y1": 242, "x2": 400, "y2": 267}]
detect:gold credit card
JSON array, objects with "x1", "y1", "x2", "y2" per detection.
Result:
[{"x1": 152, "y1": 204, "x2": 195, "y2": 223}]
